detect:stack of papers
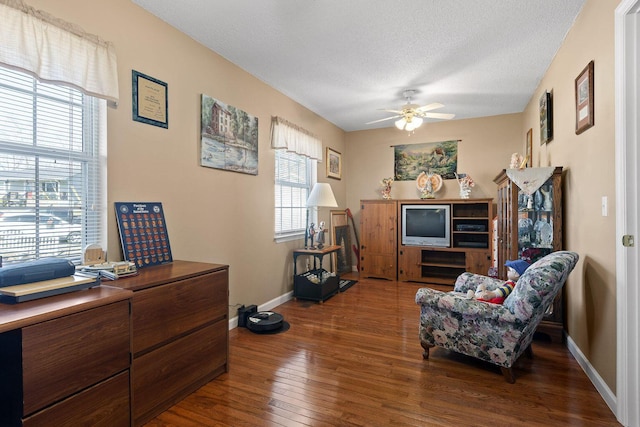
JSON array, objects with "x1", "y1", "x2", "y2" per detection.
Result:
[{"x1": 76, "y1": 261, "x2": 138, "y2": 280}]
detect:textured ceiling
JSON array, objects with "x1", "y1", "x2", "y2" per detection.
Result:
[{"x1": 132, "y1": 0, "x2": 586, "y2": 132}]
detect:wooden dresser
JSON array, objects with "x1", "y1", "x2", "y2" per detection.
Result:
[
  {"x1": 110, "y1": 260, "x2": 229, "y2": 426},
  {"x1": 0, "y1": 260, "x2": 229, "y2": 427},
  {"x1": 0, "y1": 286, "x2": 133, "y2": 427}
]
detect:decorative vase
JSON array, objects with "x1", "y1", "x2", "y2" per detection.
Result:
[
  {"x1": 380, "y1": 177, "x2": 394, "y2": 200},
  {"x1": 455, "y1": 173, "x2": 475, "y2": 199},
  {"x1": 459, "y1": 184, "x2": 472, "y2": 199}
]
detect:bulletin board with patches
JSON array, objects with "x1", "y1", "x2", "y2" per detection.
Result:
[{"x1": 115, "y1": 202, "x2": 173, "y2": 268}]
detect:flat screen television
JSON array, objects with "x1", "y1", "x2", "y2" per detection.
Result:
[{"x1": 401, "y1": 204, "x2": 451, "y2": 247}]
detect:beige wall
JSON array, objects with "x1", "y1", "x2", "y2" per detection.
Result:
[
  {"x1": 521, "y1": 0, "x2": 619, "y2": 390},
  {"x1": 27, "y1": 0, "x2": 618, "y2": 393},
  {"x1": 345, "y1": 113, "x2": 523, "y2": 211},
  {"x1": 345, "y1": 0, "x2": 619, "y2": 392},
  {"x1": 28, "y1": 0, "x2": 346, "y2": 313}
]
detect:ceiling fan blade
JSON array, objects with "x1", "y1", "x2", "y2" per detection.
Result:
[
  {"x1": 380, "y1": 109, "x2": 404, "y2": 114},
  {"x1": 415, "y1": 103, "x2": 444, "y2": 112},
  {"x1": 366, "y1": 115, "x2": 402, "y2": 124},
  {"x1": 423, "y1": 112, "x2": 455, "y2": 120}
]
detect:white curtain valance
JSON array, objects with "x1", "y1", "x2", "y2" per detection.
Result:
[
  {"x1": 0, "y1": 0, "x2": 119, "y2": 103},
  {"x1": 271, "y1": 116, "x2": 323, "y2": 162}
]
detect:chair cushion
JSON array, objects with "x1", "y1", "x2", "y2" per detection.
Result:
[{"x1": 503, "y1": 251, "x2": 579, "y2": 321}]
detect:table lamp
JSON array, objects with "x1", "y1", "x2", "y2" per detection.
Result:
[{"x1": 305, "y1": 182, "x2": 338, "y2": 249}]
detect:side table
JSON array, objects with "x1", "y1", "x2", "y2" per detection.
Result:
[{"x1": 293, "y1": 245, "x2": 341, "y2": 302}]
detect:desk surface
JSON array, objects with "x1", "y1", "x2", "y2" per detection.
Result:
[{"x1": 293, "y1": 245, "x2": 341, "y2": 255}]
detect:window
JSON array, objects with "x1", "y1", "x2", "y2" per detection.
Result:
[
  {"x1": 274, "y1": 150, "x2": 316, "y2": 241},
  {"x1": 0, "y1": 66, "x2": 105, "y2": 264}
]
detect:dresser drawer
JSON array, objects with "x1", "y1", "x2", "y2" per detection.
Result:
[
  {"x1": 22, "y1": 300, "x2": 130, "y2": 415},
  {"x1": 131, "y1": 269, "x2": 228, "y2": 354},
  {"x1": 23, "y1": 370, "x2": 130, "y2": 427},
  {"x1": 132, "y1": 321, "x2": 227, "y2": 425}
]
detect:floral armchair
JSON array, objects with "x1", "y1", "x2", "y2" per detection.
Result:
[{"x1": 415, "y1": 251, "x2": 579, "y2": 383}]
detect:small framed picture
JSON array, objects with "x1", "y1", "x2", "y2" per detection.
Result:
[
  {"x1": 540, "y1": 91, "x2": 553, "y2": 145},
  {"x1": 326, "y1": 147, "x2": 342, "y2": 180},
  {"x1": 132, "y1": 70, "x2": 168, "y2": 129},
  {"x1": 575, "y1": 60, "x2": 594, "y2": 134},
  {"x1": 526, "y1": 128, "x2": 533, "y2": 167}
]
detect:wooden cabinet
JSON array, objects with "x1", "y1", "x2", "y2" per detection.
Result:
[
  {"x1": 494, "y1": 167, "x2": 564, "y2": 341},
  {"x1": 0, "y1": 287, "x2": 132, "y2": 427},
  {"x1": 359, "y1": 200, "x2": 397, "y2": 280},
  {"x1": 359, "y1": 199, "x2": 493, "y2": 285},
  {"x1": 111, "y1": 260, "x2": 229, "y2": 426},
  {"x1": 397, "y1": 199, "x2": 493, "y2": 285}
]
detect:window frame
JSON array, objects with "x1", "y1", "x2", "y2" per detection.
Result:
[
  {"x1": 274, "y1": 149, "x2": 317, "y2": 243},
  {"x1": 0, "y1": 66, "x2": 105, "y2": 264}
]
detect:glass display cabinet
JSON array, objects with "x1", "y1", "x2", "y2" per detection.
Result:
[{"x1": 494, "y1": 166, "x2": 564, "y2": 341}]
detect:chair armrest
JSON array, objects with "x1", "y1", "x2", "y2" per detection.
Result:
[
  {"x1": 454, "y1": 272, "x2": 506, "y2": 293},
  {"x1": 415, "y1": 287, "x2": 517, "y2": 323}
]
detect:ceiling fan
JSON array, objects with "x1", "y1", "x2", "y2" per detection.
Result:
[{"x1": 366, "y1": 89, "x2": 455, "y2": 131}]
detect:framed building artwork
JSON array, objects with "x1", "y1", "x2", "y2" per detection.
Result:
[
  {"x1": 200, "y1": 94, "x2": 259, "y2": 175},
  {"x1": 540, "y1": 91, "x2": 553, "y2": 145},
  {"x1": 327, "y1": 147, "x2": 342, "y2": 179},
  {"x1": 575, "y1": 60, "x2": 594, "y2": 134}
]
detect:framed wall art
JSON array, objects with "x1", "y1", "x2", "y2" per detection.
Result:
[
  {"x1": 539, "y1": 91, "x2": 553, "y2": 145},
  {"x1": 132, "y1": 70, "x2": 168, "y2": 129},
  {"x1": 327, "y1": 147, "x2": 342, "y2": 179},
  {"x1": 526, "y1": 128, "x2": 533, "y2": 167},
  {"x1": 200, "y1": 94, "x2": 259, "y2": 175},
  {"x1": 575, "y1": 60, "x2": 594, "y2": 134},
  {"x1": 393, "y1": 140, "x2": 459, "y2": 180}
]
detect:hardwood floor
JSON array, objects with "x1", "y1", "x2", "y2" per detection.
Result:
[{"x1": 145, "y1": 275, "x2": 619, "y2": 427}]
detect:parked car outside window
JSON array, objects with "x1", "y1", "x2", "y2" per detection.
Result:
[{"x1": 0, "y1": 212, "x2": 81, "y2": 243}]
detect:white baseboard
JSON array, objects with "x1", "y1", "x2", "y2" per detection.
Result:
[
  {"x1": 228, "y1": 290, "x2": 294, "y2": 330},
  {"x1": 566, "y1": 334, "x2": 617, "y2": 416}
]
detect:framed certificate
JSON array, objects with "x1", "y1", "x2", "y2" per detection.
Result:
[{"x1": 132, "y1": 70, "x2": 168, "y2": 129}]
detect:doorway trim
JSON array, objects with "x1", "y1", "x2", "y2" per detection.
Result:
[{"x1": 615, "y1": 1, "x2": 640, "y2": 425}]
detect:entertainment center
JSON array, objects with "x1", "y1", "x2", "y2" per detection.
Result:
[{"x1": 360, "y1": 198, "x2": 493, "y2": 285}]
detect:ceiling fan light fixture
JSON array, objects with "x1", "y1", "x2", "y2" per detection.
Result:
[{"x1": 396, "y1": 116, "x2": 423, "y2": 132}]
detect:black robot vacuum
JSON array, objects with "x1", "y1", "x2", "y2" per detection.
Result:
[{"x1": 246, "y1": 311, "x2": 287, "y2": 333}]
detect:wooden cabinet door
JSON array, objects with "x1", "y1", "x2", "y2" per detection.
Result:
[
  {"x1": 360, "y1": 200, "x2": 397, "y2": 279},
  {"x1": 398, "y1": 246, "x2": 422, "y2": 281},
  {"x1": 465, "y1": 251, "x2": 491, "y2": 276}
]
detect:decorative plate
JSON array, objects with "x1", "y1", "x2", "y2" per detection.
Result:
[{"x1": 416, "y1": 172, "x2": 443, "y2": 192}]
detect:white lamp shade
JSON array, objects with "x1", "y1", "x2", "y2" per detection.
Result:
[
  {"x1": 395, "y1": 116, "x2": 423, "y2": 131},
  {"x1": 306, "y1": 183, "x2": 338, "y2": 207}
]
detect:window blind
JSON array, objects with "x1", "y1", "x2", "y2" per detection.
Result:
[
  {"x1": 275, "y1": 150, "x2": 315, "y2": 241},
  {"x1": 0, "y1": 66, "x2": 105, "y2": 264}
]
